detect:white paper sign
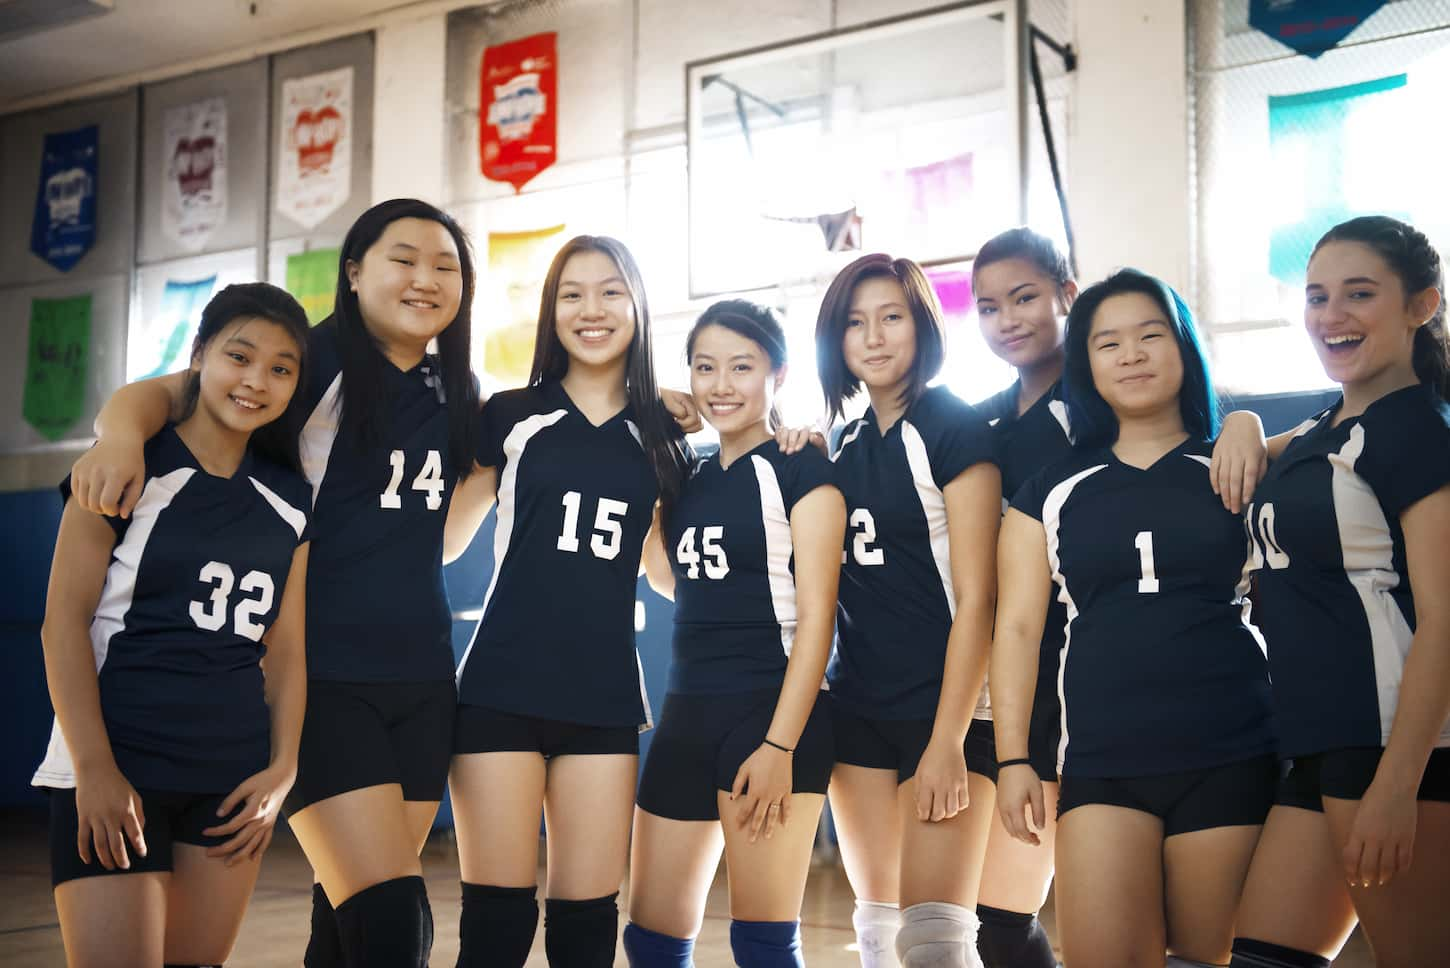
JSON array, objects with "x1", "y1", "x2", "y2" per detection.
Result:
[
  {"x1": 276, "y1": 67, "x2": 354, "y2": 229},
  {"x1": 162, "y1": 97, "x2": 228, "y2": 251}
]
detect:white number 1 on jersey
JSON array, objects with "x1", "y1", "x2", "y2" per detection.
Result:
[{"x1": 1135, "y1": 530, "x2": 1160, "y2": 594}]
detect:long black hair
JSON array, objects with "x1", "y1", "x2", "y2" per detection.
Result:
[
  {"x1": 687, "y1": 299, "x2": 788, "y2": 431},
  {"x1": 1063, "y1": 268, "x2": 1221, "y2": 449},
  {"x1": 180, "y1": 282, "x2": 310, "y2": 472},
  {"x1": 1312, "y1": 215, "x2": 1449, "y2": 401},
  {"x1": 330, "y1": 198, "x2": 480, "y2": 480},
  {"x1": 529, "y1": 235, "x2": 688, "y2": 508}
]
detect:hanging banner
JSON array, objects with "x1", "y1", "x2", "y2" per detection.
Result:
[
  {"x1": 483, "y1": 225, "x2": 566, "y2": 387},
  {"x1": 30, "y1": 125, "x2": 99, "y2": 273},
  {"x1": 479, "y1": 33, "x2": 557, "y2": 193},
  {"x1": 162, "y1": 97, "x2": 228, "y2": 251},
  {"x1": 276, "y1": 67, "x2": 353, "y2": 228},
  {"x1": 285, "y1": 247, "x2": 340, "y2": 324},
  {"x1": 1249, "y1": 1, "x2": 1386, "y2": 59},
  {"x1": 128, "y1": 275, "x2": 217, "y2": 382},
  {"x1": 24, "y1": 294, "x2": 92, "y2": 442}
]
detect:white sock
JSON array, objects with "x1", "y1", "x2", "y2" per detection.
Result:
[{"x1": 852, "y1": 900, "x2": 901, "y2": 968}]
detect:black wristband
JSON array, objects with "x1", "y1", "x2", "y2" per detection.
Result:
[
  {"x1": 763, "y1": 738, "x2": 794, "y2": 754},
  {"x1": 997, "y1": 757, "x2": 1033, "y2": 769}
]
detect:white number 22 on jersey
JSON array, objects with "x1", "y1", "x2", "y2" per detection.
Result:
[
  {"x1": 676, "y1": 526, "x2": 730, "y2": 580},
  {"x1": 189, "y1": 561, "x2": 276, "y2": 641},
  {"x1": 557, "y1": 491, "x2": 629, "y2": 561},
  {"x1": 380, "y1": 449, "x2": 445, "y2": 511}
]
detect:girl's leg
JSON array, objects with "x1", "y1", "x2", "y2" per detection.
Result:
[
  {"x1": 625, "y1": 807, "x2": 725, "y2": 961},
  {"x1": 541, "y1": 753, "x2": 638, "y2": 966},
  {"x1": 829, "y1": 763, "x2": 905, "y2": 967},
  {"x1": 1231, "y1": 806, "x2": 1358, "y2": 961},
  {"x1": 717, "y1": 791, "x2": 826, "y2": 965},
  {"x1": 163, "y1": 842, "x2": 264, "y2": 965},
  {"x1": 54, "y1": 873, "x2": 169, "y2": 968},
  {"x1": 975, "y1": 781, "x2": 1059, "y2": 968},
  {"x1": 450, "y1": 751, "x2": 549, "y2": 967},
  {"x1": 1321, "y1": 798, "x2": 1450, "y2": 967},
  {"x1": 288, "y1": 784, "x2": 433, "y2": 968},
  {"x1": 1053, "y1": 804, "x2": 1165, "y2": 968},
  {"x1": 1161, "y1": 824, "x2": 1262, "y2": 964}
]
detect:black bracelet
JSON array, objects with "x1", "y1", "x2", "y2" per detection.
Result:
[
  {"x1": 763, "y1": 738, "x2": 794, "y2": 754},
  {"x1": 997, "y1": 757, "x2": 1033, "y2": 769}
]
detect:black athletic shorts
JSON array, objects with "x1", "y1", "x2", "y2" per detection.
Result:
[
  {"x1": 48, "y1": 786, "x2": 238, "y2": 886},
  {"x1": 637, "y1": 689, "x2": 833, "y2": 822},
  {"x1": 1056, "y1": 754, "x2": 1278, "y2": 836},
  {"x1": 454, "y1": 704, "x2": 639, "y2": 758},
  {"x1": 831, "y1": 696, "x2": 998, "y2": 784},
  {"x1": 286, "y1": 679, "x2": 456, "y2": 813},
  {"x1": 1276, "y1": 746, "x2": 1450, "y2": 811},
  {"x1": 1027, "y1": 683, "x2": 1063, "y2": 783}
]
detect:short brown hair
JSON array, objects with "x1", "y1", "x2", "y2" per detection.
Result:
[{"x1": 814, "y1": 253, "x2": 947, "y2": 424}]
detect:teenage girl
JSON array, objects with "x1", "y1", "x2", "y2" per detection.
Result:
[
  {"x1": 819, "y1": 253, "x2": 1003, "y2": 968},
  {"x1": 1216, "y1": 216, "x2": 1450, "y2": 968},
  {"x1": 448, "y1": 235, "x2": 692, "y2": 967},
  {"x1": 34, "y1": 283, "x2": 312, "y2": 967},
  {"x1": 67, "y1": 198, "x2": 481, "y2": 968},
  {"x1": 623, "y1": 299, "x2": 845, "y2": 965},
  {"x1": 969, "y1": 227, "x2": 1076, "y2": 968},
  {"x1": 992, "y1": 268, "x2": 1277, "y2": 968}
]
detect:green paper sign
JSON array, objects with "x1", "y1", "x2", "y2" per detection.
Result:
[
  {"x1": 286, "y1": 247, "x2": 340, "y2": 324},
  {"x1": 24, "y1": 294, "x2": 92, "y2": 442}
]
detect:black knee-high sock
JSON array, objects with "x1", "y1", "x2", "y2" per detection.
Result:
[
  {"x1": 304, "y1": 882, "x2": 345, "y2": 968},
  {"x1": 976, "y1": 904, "x2": 1057, "y2": 968},
  {"x1": 457, "y1": 882, "x2": 539, "y2": 968},
  {"x1": 334, "y1": 875, "x2": 433, "y2": 968},
  {"x1": 1229, "y1": 938, "x2": 1330, "y2": 968},
  {"x1": 544, "y1": 893, "x2": 619, "y2": 968}
]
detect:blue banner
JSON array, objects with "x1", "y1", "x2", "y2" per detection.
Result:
[
  {"x1": 1249, "y1": 1, "x2": 1386, "y2": 59},
  {"x1": 30, "y1": 125, "x2": 99, "y2": 273}
]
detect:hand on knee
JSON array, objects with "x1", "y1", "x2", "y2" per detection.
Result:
[
  {"x1": 458, "y1": 882, "x2": 538, "y2": 967},
  {"x1": 544, "y1": 892, "x2": 619, "y2": 967},
  {"x1": 975, "y1": 905, "x2": 1055, "y2": 968},
  {"x1": 853, "y1": 900, "x2": 902, "y2": 968},
  {"x1": 729, "y1": 919, "x2": 802, "y2": 967},
  {"x1": 334, "y1": 875, "x2": 432, "y2": 968},
  {"x1": 896, "y1": 902, "x2": 983, "y2": 968},
  {"x1": 622, "y1": 921, "x2": 695, "y2": 967},
  {"x1": 1228, "y1": 938, "x2": 1330, "y2": 968}
]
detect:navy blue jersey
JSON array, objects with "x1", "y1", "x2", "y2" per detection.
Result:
[
  {"x1": 33, "y1": 426, "x2": 310, "y2": 794},
  {"x1": 457, "y1": 381, "x2": 663, "y2": 728},
  {"x1": 1249, "y1": 384, "x2": 1450, "y2": 757},
  {"x1": 665, "y1": 442, "x2": 838, "y2": 695},
  {"x1": 1012, "y1": 437, "x2": 1275, "y2": 777},
  {"x1": 297, "y1": 319, "x2": 457, "y2": 683},
  {"x1": 979, "y1": 379, "x2": 1075, "y2": 728},
  {"x1": 828, "y1": 385, "x2": 999, "y2": 720}
]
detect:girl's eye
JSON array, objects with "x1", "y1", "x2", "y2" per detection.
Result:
[
  {"x1": 1349, "y1": 290, "x2": 1374, "y2": 300},
  {"x1": 1306, "y1": 294, "x2": 1326, "y2": 306},
  {"x1": 1143, "y1": 332, "x2": 1162, "y2": 340},
  {"x1": 391, "y1": 258, "x2": 413, "y2": 266},
  {"x1": 846, "y1": 318, "x2": 863, "y2": 328},
  {"x1": 1018, "y1": 293, "x2": 1037, "y2": 305},
  {"x1": 732, "y1": 364, "x2": 752, "y2": 373},
  {"x1": 694, "y1": 363, "x2": 712, "y2": 373},
  {"x1": 272, "y1": 365, "x2": 293, "y2": 377},
  {"x1": 979, "y1": 306, "x2": 997, "y2": 316},
  {"x1": 228, "y1": 352, "x2": 248, "y2": 364},
  {"x1": 437, "y1": 265, "x2": 457, "y2": 273},
  {"x1": 560, "y1": 292, "x2": 580, "y2": 301},
  {"x1": 1098, "y1": 341, "x2": 1118, "y2": 351},
  {"x1": 884, "y1": 313, "x2": 903, "y2": 322}
]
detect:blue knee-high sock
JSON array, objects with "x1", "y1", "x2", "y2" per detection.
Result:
[
  {"x1": 729, "y1": 920, "x2": 803, "y2": 967},
  {"x1": 622, "y1": 922, "x2": 695, "y2": 967}
]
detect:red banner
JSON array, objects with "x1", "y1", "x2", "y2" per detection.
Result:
[{"x1": 479, "y1": 33, "x2": 557, "y2": 193}]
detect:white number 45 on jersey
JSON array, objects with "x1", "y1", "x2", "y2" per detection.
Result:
[{"x1": 676, "y1": 525, "x2": 729, "y2": 580}]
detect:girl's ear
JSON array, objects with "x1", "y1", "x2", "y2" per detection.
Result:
[
  {"x1": 774, "y1": 362, "x2": 788, "y2": 393},
  {"x1": 346, "y1": 258, "x2": 361, "y2": 292}
]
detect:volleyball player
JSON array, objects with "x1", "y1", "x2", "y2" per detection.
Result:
[
  {"x1": 449, "y1": 236, "x2": 692, "y2": 967},
  {"x1": 991, "y1": 269, "x2": 1277, "y2": 968},
  {"x1": 622, "y1": 300, "x2": 844, "y2": 966},
  {"x1": 34, "y1": 283, "x2": 312, "y2": 967},
  {"x1": 1222, "y1": 216, "x2": 1450, "y2": 968},
  {"x1": 968, "y1": 228, "x2": 1076, "y2": 968},
  {"x1": 68, "y1": 199, "x2": 481, "y2": 968},
  {"x1": 818, "y1": 253, "x2": 1003, "y2": 968}
]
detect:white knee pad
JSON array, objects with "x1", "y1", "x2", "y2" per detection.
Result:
[
  {"x1": 895, "y1": 902, "x2": 982, "y2": 968},
  {"x1": 852, "y1": 900, "x2": 901, "y2": 968}
]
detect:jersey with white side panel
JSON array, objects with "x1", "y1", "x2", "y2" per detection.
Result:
[
  {"x1": 828, "y1": 385, "x2": 999, "y2": 720},
  {"x1": 298, "y1": 318, "x2": 458, "y2": 683},
  {"x1": 1011, "y1": 437, "x2": 1275, "y2": 777},
  {"x1": 33, "y1": 426, "x2": 310, "y2": 793},
  {"x1": 456, "y1": 381, "x2": 664, "y2": 728},
  {"x1": 665, "y1": 442, "x2": 837, "y2": 695},
  {"x1": 1248, "y1": 384, "x2": 1450, "y2": 757}
]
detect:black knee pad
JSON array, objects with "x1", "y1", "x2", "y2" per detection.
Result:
[
  {"x1": 334, "y1": 875, "x2": 433, "y2": 968},
  {"x1": 304, "y1": 882, "x2": 345, "y2": 968},
  {"x1": 975, "y1": 905, "x2": 1057, "y2": 968},
  {"x1": 543, "y1": 893, "x2": 619, "y2": 968},
  {"x1": 457, "y1": 882, "x2": 539, "y2": 968},
  {"x1": 1229, "y1": 938, "x2": 1330, "y2": 968}
]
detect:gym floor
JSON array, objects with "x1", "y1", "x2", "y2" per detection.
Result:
[{"x1": 0, "y1": 808, "x2": 1375, "y2": 966}]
